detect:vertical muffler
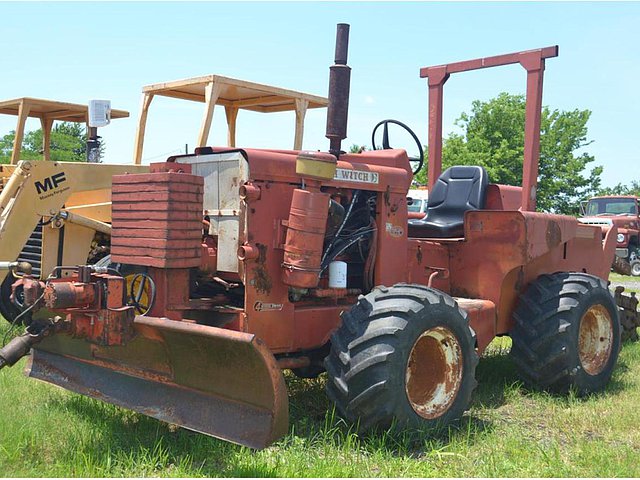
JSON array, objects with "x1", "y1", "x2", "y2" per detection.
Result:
[
  {"x1": 282, "y1": 23, "x2": 350, "y2": 289},
  {"x1": 326, "y1": 23, "x2": 351, "y2": 157}
]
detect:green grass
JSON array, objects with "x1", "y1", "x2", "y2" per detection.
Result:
[
  {"x1": 2, "y1": 335, "x2": 640, "y2": 477},
  {"x1": 1, "y1": 275, "x2": 639, "y2": 477},
  {"x1": 610, "y1": 272, "x2": 640, "y2": 293}
]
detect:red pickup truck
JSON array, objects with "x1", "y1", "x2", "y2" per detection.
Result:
[{"x1": 579, "y1": 195, "x2": 640, "y2": 276}]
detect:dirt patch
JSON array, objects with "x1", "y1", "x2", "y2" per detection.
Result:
[
  {"x1": 614, "y1": 279, "x2": 640, "y2": 292},
  {"x1": 609, "y1": 273, "x2": 640, "y2": 292}
]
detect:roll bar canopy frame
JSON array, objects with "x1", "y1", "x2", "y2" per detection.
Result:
[
  {"x1": 420, "y1": 46, "x2": 558, "y2": 211},
  {"x1": 0, "y1": 97, "x2": 129, "y2": 165},
  {"x1": 133, "y1": 75, "x2": 329, "y2": 165}
]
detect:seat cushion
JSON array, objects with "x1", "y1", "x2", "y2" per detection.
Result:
[{"x1": 408, "y1": 166, "x2": 488, "y2": 238}]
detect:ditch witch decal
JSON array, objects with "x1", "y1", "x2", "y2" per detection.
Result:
[
  {"x1": 333, "y1": 168, "x2": 380, "y2": 184},
  {"x1": 34, "y1": 172, "x2": 70, "y2": 199}
]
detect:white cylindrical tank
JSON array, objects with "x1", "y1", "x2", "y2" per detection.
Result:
[{"x1": 328, "y1": 261, "x2": 347, "y2": 289}]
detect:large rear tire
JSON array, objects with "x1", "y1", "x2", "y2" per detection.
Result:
[
  {"x1": 510, "y1": 272, "x2": 621, "y2": 395},
  {"x1": 325, "y1": 284, "x2": 478, "y2": 431}
]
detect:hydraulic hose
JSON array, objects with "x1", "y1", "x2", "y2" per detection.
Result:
[{"x1": 321, "y1": 190, "x2": 361, "y2": 266}]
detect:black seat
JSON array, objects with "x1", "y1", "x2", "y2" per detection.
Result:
[{"x1": 408, "y1": 166, "x2": 488, "y2": 238}]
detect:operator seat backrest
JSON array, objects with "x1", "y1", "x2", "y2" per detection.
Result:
[{"x1": 408, "y1": 165, "x2": 489, "y2": 238}]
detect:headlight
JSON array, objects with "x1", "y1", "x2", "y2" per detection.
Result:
[{"x1": 617, "y1": 233, "x2": 625, "y2": 243}]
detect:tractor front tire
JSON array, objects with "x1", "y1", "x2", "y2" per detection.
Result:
[
  {"x1": 628, "y1": 245, "x2": 640, "y2": 276},
  {"x1": 630, "y1": 260, "x2": 640, "y2": 277},
  {"x1": 510, "y1": 272, "x2": 621, "y2": 395},
  {"x1": 325, "y1": 284, "x2": 478, "y2": 431}
]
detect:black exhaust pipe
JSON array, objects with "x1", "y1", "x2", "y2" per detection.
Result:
[{"x1": 326, "y1": 23, "x2": 351, "y2": 158}]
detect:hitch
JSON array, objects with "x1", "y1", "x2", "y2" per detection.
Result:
[{"x1": 0, "y1": 261, "x2": 33, "y2": 277}]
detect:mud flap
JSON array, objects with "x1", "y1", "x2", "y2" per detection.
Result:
[{"x1": 25, "y1": 316, "x2": 289, "y2": 449}]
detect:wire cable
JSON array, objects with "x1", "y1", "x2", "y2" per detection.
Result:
[
  {"x1": 128, "y1": 273, "x2": 156, "y2": 315},
  {"x1": 2, "y1": 291, "x2": 45, "y2": 347},
  {"x1": 321, "y1": 190, "x2": 361, "y2": 265}
]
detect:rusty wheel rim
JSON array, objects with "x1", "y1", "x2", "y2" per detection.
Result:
[
  {"x1": 578, "y1": 304, "x2": 614, "y2": 376},
  {"x1": 405, "y1": 326, "x2": 463, "y2": 419}
]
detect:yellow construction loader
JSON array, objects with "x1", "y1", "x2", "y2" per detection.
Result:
[{"x1": 0, "y1": 98, "x2": 149, "y2": 321}]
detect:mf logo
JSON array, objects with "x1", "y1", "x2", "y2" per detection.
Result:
[{"x1": 35, "y1": 172, "x2": 67, "y2": 195}]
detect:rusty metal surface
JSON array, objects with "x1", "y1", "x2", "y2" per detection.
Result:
[
  {"x1": 409, "y1": 210, "x2": 615, "y2": 337},
  {"x1": 455, "y1": 298, "x2": 496, "y2": 354},
  {"x1": 44, "y1": 282, "x2": 96, "y2": 309},
  {"x1": 239, "y1": 148, "x2": 412, "y2": 353},
  {"x1": 325, "y1": 24, "x2": 351, "y2": 156},
  {"x1": 146, "y1": 268, "x2": 190, "y2": 320},
  {"x1": 282, "y1": 188, "x2": 330, "y2": 289},
  {"x1": 28, "y1": 315, "x2": 289, "y2": 449},
  {"x1": 484, "y1": 184, "x2": 523, "y2": 210},
  {"x1": 243, "y1": 148, "x2": 411, "y2": 195},
  {"x1": 30, "y1": 273, "x2": 136, "y2": 346},
  {"x1": 308, "y1": 288, "x2": 361, "y2": 298},
  {"x1": 250, "y1": 244, "x2": 272, "y2": 295},
  {"x1": 405, "y1": 326, "x2": 463, "y2": 419},
  {"x1": 578, "y1": 304, "x2": 614, "y2": 375},
  {"x1": 276, "y1": 356, "x2": 310, "y2": 369},
  {"x1": 13, "y1": 276, "x2": 44, "y2": 306},
  {"x1": 200, "y1": 239, "x2": 218, "y2": 273}
]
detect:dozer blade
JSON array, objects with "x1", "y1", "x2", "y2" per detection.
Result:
[{"x1": 25, "y1": 316, "x2": 289, "y2": 449}]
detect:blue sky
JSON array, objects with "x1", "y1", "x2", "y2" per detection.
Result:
[{"x1": 1, "y1": 1, "x2": 638, "y2": 188}]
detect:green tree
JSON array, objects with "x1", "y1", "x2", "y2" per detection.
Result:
[
  {"x1": 0, "y1": 122, "x2": 100, "y2": 164},
  {"x1": 596, "y1": 180, "x2": 640, "y2": 197},
  {"x1": 415, "y1": 93, "x2": 602, "y2": 214}
]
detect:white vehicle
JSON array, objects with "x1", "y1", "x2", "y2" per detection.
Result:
[{"x1": 407, "y1": 188, "x2": 429, "y2": 217}]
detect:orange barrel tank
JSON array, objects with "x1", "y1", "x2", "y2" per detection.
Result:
[{"x1": 282, "y1": 188, "x2": 330, "y2": 289}]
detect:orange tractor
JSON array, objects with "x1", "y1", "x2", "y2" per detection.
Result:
[{"x1": 0, "y1": 25, "x2": 621, "y2": 449}]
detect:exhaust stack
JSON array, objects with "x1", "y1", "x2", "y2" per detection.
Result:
[{"x1": 326, "y1": 23, "x2": 351, "y2": 157}]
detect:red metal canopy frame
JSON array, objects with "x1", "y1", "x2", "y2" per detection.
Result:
[{"x1": 420, "y1": 45, "x2": 558, "y2": 211}]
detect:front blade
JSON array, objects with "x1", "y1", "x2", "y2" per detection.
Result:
[{"x1": 26, "y1": 316, "x2": 289, "y2": 449}]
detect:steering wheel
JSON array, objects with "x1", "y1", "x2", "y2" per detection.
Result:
[{"x1": 371, "y1": 119, "x2": 424, "y2": 175}]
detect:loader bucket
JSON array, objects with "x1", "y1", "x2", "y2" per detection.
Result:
[{"x1": 25, "y1": 316, "x2": 289, "y2": 449}]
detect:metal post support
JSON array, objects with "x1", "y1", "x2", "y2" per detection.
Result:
[
  {"x1": 133, "y1": 93, "x2": 154, "y2": 165},
  {"x1": 426, "y1": 67, "x2": 449, "y2": 190},
  {"x1": 87, "y1": 126, "x2": 101, "y2": 163},
  {"x1": 519, "y1": 53, "x2": 546, "y2": 211}
]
